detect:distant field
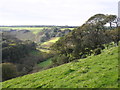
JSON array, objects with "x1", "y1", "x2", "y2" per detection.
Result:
[
  {"x1": 60, "y1": 28, "x2": 75, "y2": 31},
  {"x1": 38, "y1": 37, "x2": 60, "y2": 53},
  {"x1": 0, "y1": 27, "x2": 75, "y2": 34},
  {"x1": 0, "y1": 27, "x2": 46, "y2": 30},
  {"x1": 41, "y1": 37, "x2": 60, "y2": 48},
  {"x1": 0, "y1": 27, "x2": 48, "y2": 34},
  {"x1": 0, "y1": 27, "x2": 75, "y2": 35}
]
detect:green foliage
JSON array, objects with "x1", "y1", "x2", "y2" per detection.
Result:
[
  {"x1": 2, "y1": 39, "x2": 37, "y2": 63},
  {"x1": 105, "y1": 27, "x2": 120, "y2": 45},
  {"x1": 51, "y1": 14, "x2": 118, "y2": 65},
  {"x1": 2, "y1": 46, "x2": 118, "y2": 88},
  {"x1": 37, "y1": 27, "x2": 72, "y2": 43},
  {"x1": 2, "y1": 35, "x2": 51, "y2": 80},
  {"x1": 1, "y1": 63, "x2": 18, "y2": 81},
  {"x1": 94, "y1": 48, "x2": 101, "y2": 55},
  {"x1": 57, "y1": 54, "x2": 69, "y2": 64},
  {"x1": 51, "y1": 54, "x2": 69, "y2": 65},
  {"x1": 38, "y1": 59, "x2": 52, "y2": 68}
]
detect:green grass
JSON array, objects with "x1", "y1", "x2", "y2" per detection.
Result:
[
  {"x1": 29, "y1": 50, "x2": 42, "y2": 56},
  {"x1": 41, "y1": 37, "x2": 60, "y2": 49},
  {"x1": 38, "y1": 59, "x2": 52, "y2": 68},
  {"x1": 60, "y1": 28, "x2": 75, "y2": 31},
  {"x1": 2, "y1": 46, "x2": 118, "y2": 88},
  {"x1": 39, "y1": 37, "x2": 60, "y2": 53},
  {"x1": 38, "y1": 49, "x2": 50, "y2": 53},
  {"x1": 37, "y1": 37, "x2": 60, "y2": 53}
]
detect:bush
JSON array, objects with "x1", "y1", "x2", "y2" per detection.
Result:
[
  {"x1": 51, "y1": 56, "x2": 59, "y2": 65},
  {"x1": 52, "y1": 54, "x2": 69, "y2": 65},
  {"x1": 57, "y1": 54, "x2": 69, "y2": 64},
  {"x1": 94, "y1": 48, "x2": 101, "y2": 55},
  {"x1": 1, "y1": 63, "x2": 18, "y2": 81}
]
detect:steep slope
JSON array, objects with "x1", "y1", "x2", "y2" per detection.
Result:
[{"x1": 2, "y1": 46, "x2": 118, "y2": 88}]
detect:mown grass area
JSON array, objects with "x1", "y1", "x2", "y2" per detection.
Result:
[
  {"x1": 2, "y1": 46, "x2": 118, "y2": 88},
  {"x1": 38, "y1": 59, "x2": 52, "y2": 68}
]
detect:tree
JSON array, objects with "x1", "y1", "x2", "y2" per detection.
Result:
[{"x1": 50, "y1": 14, "x2": 118, "y2": 65}]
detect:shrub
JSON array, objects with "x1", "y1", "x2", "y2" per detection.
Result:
[
  {"x1": 51, "y1": 54, "x2": 69, "y2": 65},
  {"x1": 57, "y1": 54, "x2": 69, "y2": 64},
  {"x1": 1, "y1": 63, "x2": 18, "y2": 81},
  {"x1": 94, "y1": 48, "x2": 101, "y2": 55}
]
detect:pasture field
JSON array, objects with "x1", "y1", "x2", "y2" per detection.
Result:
[
  {"x1": 38, "y1": 37, "x2": 60, "y2": 53},
  {"x1": 0, "y1": 27, "x2": 75, "y2": 34},
  {"x1": 0, "y1": 27, "x2": 49, "y2": 34},
  {"x1": 41, "y1": 37, "x2": 60, "y2": 48},
  {"x1": 60, "y1": 28, "x2": 75, "y2": 31},
  {"x1": 38, "y1": 48, "x2": 50, "y2": 53},
  {"x1": 2, "y1": 46, "x2": 118, "y2": 88}
]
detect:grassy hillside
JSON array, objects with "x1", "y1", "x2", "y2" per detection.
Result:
[
  {"x1": 41, "y1": 37, "x2": 60, "y2": 48},
  {"x1": 2, "y1": 46, "x2": 118, "y2": 88},
  {"x1": 60, "y1": 28, "x2": 75, "y2": 31},
  {"x1": 39, "y1": 37, "x2": 60, "y2": 53}
]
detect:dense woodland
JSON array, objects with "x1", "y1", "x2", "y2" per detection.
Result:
[{"x1": 1, "y1": 14, "x2": 119, "y2": 82}]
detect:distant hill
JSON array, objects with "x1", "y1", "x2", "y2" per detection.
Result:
[
  {"x1": 2, "y1": 46, "x2": 118, "y2": 88},
  {"x1": 1, "y1": 27, "x2": 73, "y2": 43}
]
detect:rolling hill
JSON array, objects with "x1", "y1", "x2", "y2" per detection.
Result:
[{"x1": 2, "y1": 45, "x2": 118, "y2": 88}]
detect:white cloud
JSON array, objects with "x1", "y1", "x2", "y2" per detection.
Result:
[{"x1": 0, "y1": 0, "x2": 118, "y2": 26}]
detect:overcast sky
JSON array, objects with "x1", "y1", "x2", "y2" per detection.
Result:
[{"x1": 0, "y1": 0, "x2": 119, "y2": 26}]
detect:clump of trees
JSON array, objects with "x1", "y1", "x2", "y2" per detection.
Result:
[
  {"x1": 2, "y1": 40, "x2": 36, "y2": 63},
  {"x1": 51, "y1": 14, "x2": 119, "y2": 65}
]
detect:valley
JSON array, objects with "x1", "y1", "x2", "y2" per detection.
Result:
[{"x1": 1, "y1": 14, "x2": 119, "y2": 88}]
